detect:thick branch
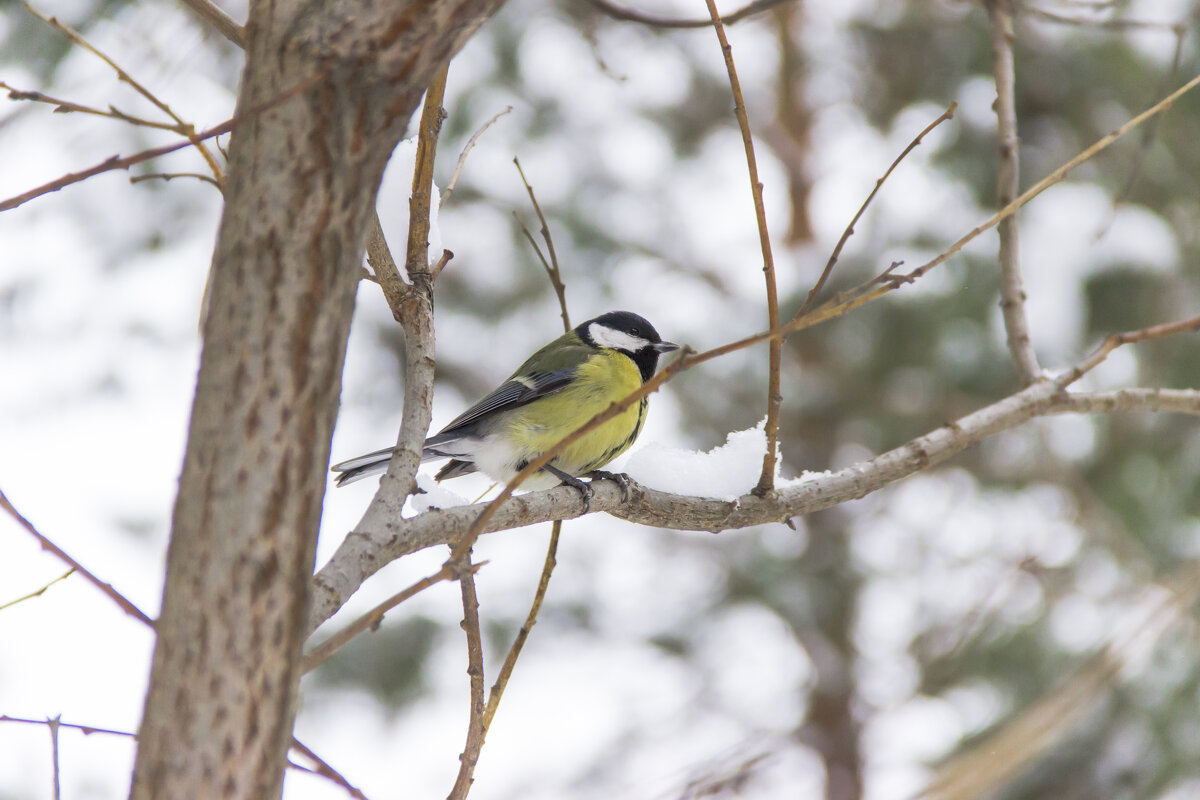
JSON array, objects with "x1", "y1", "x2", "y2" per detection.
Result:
[
  {"x1": 308, "y1": 371, "x2": 1200, "y2": 633},
  {"x1": 987, "y1": 0, "x2": 1040, "y2": 384}
]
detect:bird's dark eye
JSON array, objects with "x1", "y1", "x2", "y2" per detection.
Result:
[{"x1": 631, "y1": 328, "x2": 640, "y2": 336}]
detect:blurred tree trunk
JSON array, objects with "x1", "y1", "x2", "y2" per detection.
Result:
[
  {"x1": 771, "y1": 0, "x2": 814, "y2": 245},
  {"x1": 129, "y1": 1, "x2": 503, "y2": 798}
]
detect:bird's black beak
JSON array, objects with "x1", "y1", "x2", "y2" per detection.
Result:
[{"x1": 652, "y1": 341, "x2": 680, "y2": 353}]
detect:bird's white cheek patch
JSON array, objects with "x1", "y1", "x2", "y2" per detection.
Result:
[{"x1": 589, "y1": 323, "x2": 650, "y2": 353}]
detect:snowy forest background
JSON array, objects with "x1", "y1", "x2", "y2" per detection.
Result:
[{"x1": 3, "y1": 0, "x2": 1200, "y2": 798}]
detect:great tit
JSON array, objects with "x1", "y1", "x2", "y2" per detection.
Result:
[{"x1": 331, "y1": 310, "x2": 679, "y2": 500}]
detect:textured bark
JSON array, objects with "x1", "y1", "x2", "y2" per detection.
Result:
[{"x1": 130, "y1": 1, "x2": 503, "y2": 798}]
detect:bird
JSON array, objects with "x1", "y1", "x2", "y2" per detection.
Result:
[{"x1": 331, "y1": 310, "x2": 679, "y2": 503}]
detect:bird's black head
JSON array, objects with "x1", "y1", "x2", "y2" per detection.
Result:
[{"x1": 576, "y1": 310, "x2": 679, "y2": 382}]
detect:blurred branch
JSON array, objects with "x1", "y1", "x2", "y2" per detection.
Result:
[
  {"x1": 0, "y1": 489, "x2": 153, "y2": 626},
  {"x1": 583, "y1": 0, "x2": 794, "y2": 29},
  {"x1": 986, "y1": 0, "x2": 1040, "y2": 384},
  {"x1": 441, "y1": 106, "x2": 512, "y2": 208},
  {"x1": 25, "y1": 2, "x2": 225, "y2": 183},
  {"x1": 700, "y1": 0, "x2": 781, "y2": 495},
  {"x1": 0, "y1": 568, "x2": 74, "y2": 611},
  {"x1": 1096, "y1": 24, "x2": 1185, "y2": 240},
  {"x1": 513, "y1": 157, "x2": 571, "y2": 330},
  {"x1": 1022, "y1": 3, "x2": 1187, "y2": 31},
  {"x1": 1049, "y1": 388, "x2": 1200, "y2": 416},
  {"x1": 916, "y1": 562, "x2": 1200, "y2": 800},
  {"x1": 178, "y1": 0, "x2": 246, "y2": 47},
  {"x1": 307, "y1": 310, "x2": 1200, "y2": 629},
  {"x1": 448, "y1": 555, "x2": 487, "y2": 800}
]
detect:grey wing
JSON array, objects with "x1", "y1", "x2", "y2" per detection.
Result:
[{"x1": 429, "y1": 367, "x2": 576, "y2": 441}]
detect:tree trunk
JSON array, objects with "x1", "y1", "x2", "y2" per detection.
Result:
[{"x1": 130, "y1": 2, "x2": 504, "y2": 798}]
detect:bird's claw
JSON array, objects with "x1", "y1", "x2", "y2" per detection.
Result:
[{"x1": 588, "y1": 470, "x2": 632, "y2": 503}]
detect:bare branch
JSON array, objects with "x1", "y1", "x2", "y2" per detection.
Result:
[
  {"x1": 48, "y1": 715, "x2": 61, "y2": 800},
  {"x1": 177, "y1": 0, "x2": 246, "y2": 48},
  {"x1": 483, "y1": 523, "x2": 560, "y2": 731},
  {"x1": 24, "y1": 2, "x2": 224, "y2": 182},
  {"x1": 1050, "y1": 388, "x2": 1200, "y2": 416},
  {"x1": 699, "y1": 0, "x2": 781, "y2": 495},
  {"x1": 513, "y1": 157, "x2": 570, "y2": 330},
  {"x1": 302, "y1": 562, "x2": 467, "y2": 673},
  {"x1": 986, "y1": 0, "x2": 1041, "y2": 384},
  {"x1": 441, "y1": 106, "x2": 512, "y2": 208},
  {"x1": 0, "y1": 715, "x2": 135, "y2": 738},
  {"x1": 0, "y1": 489, "x2": 153, "y2": 626},
  {"x1": 796, "y1": 102, "x2": 956, "y2": 319},
  {"x1": 448, "y1": 555, "x2": 487, "y2": 800},
  {"x1": 583, "y1": 0, "x2": 795, "y2": 30},
  {"x1": 887, "y1": 71, "x2": 1200, "y2": 289},
  {"x1": 1, "y1": 73, "x2": 321, "y2": 212},
  {"x1": 1, "y1": 82, "x2": 193, "y2": 132},
  {"x1": 0, "y1": 568, "x2": 74, "y2": 611},
  {"x1": 129, "y1": 171, "x2": 222, "y2": 188},
  {"x1": 309, "y1": 310, "x2": 1200, "y2": 629},
  {"x1": 290, "y1": 737, "x2": 370, "y2": 800}
]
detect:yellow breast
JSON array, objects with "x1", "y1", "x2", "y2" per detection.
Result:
[{"x1": 503, "y1": 350, "x2": 648, "y2": 476}]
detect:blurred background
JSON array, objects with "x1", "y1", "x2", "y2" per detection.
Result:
[{"x1": 3, "y1": 0, "x2": 1200, "y2": 798}]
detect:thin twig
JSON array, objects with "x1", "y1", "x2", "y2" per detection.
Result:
[
  {"x1": 483, "y1": 522, "x2": 560, "y2": 730},
  {"x1": 25, "y1": 2, "x2": 224, "y2": 183},
  {"x1": 796, "y1": 103, "x2": 956, "y2": 318},
  {"x1": 1, "y1": 83, "x2": 192, "y2": 132},
  {"x1": 441, "y1": 106, "x2": 512, "y2": 208},
  {"x1": 290, "y1": 737, "x2": 370, "y2": 800},
  {"x1": 700, "y1": 0, "x2": 781, "y2": 495},
  {"x1": 513, "y1": 157, "x2": 570, "y2": 330},
  {"x1": 448, "y1": 554, "x2": 487, "y2": 800},
  {"x1": 0, "y1": 568, "x2": 74, "y2": 611},
  {"x1": 814, "y1": 71, "x2": 1200, "y2": 321},
  {"x1": 129, "y1": 172, "x2": 222, "y2": 188},
  {"x1": 1, "y1": 73, "x2": 321, "y2": 212},
  {"x1": 177, "y1": 0, "x2": 246, "y2": 47},
  {"x1": 0, "y1": 715, "x2": 135, "y2": 738},
  {"x1": 583, "y1": 0, "x2": 794, "y2": 29},
  {"x1": 1023, "y1": 5, "x2": 1186, "y2": 31},
  {"x1": 48, "y1": 715, "x2": 61, "y2": 800},
  {"x1": 1054, "y1": 314, "x2": 1200, "y2": 388},
  {"x1": 0, "y1": 490, "x2": 153, "y2": 626},
  {"x1": 987, "y1": 0, "x2": 1040, "y2": 384},
  {"x1": 1096, "y1": 24, "x2": 1185, "y2": 240},
  {"x1": 302, "y1": 562, "x2": 476, "y2": 673}
]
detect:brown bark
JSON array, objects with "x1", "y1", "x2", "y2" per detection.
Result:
[{"x1": 129, "y1": 2, "x2": 503, "y2": 798}]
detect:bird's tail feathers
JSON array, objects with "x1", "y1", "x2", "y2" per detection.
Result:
[{"x1": 332, "y1": 433, "x2": 475, "y2": 487}]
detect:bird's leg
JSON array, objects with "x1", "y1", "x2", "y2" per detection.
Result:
[
  {"x1": 586, "y1": 470, "x2": 631, "y2": 503},
  {"x1": 541, "y1": 464, "x2": 593, "y2": 513}
]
